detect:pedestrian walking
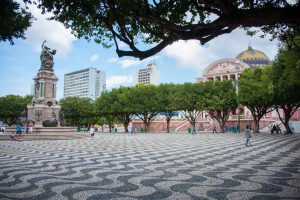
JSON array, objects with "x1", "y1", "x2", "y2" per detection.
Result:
[
  {"x1": 0, "y1": 125, "x2": 5, "y2": 133},
  {"x1": 245, "y1": 125, "x2": 252, "y2": 147},
  {"x1": 131, "y1": 126, "x2": 136, "y2": 135},
  {"x1": 90, "y1": 125, "x2": 95, "y2": 136}
]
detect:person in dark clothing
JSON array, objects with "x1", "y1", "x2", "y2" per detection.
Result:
[{"x1": 271, "y1": 124, "x2": 276, "y2": 134}]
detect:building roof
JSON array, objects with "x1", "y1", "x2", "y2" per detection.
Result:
[
  {"x1": 236, "y1": 45, "x2": 270, "y2": 67},
  {"x1": 202, "y1": 58, "x2": 250, "y2": 77}
]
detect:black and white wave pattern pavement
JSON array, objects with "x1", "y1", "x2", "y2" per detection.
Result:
[{"x1": 0, "y1": 133, "x2": 300, "y2": 200}]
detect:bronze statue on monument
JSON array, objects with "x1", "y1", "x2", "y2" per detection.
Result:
[{"x1": 40, "y1": 40, "x2": 56, "y2": 71}]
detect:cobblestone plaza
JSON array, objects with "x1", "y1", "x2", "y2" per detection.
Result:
[{"x1": 0, "y1": 133, "x2": 299, "y2": 199}]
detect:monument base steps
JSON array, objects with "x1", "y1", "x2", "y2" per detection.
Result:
[{"x1": 0, "y1": 127, "x2": 88, "y2": 141}]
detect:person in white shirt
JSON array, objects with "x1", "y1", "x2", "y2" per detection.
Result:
[{"x1": 90, "y1": 125, "x2": 95, "y2": 136}]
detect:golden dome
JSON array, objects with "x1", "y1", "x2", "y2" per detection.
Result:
[{"x1": 236, "y1": 45, "x2": 270, "y2": 67}]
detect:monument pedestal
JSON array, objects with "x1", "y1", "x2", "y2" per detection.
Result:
[{"x1": 27, "y1": 104, "x2": 61, "y2": 127}]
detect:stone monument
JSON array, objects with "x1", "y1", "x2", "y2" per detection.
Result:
[{"x1": 27, "y1": 41, "x2": 61, "y2": 127}]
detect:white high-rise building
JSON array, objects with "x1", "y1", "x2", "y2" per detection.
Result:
[
  {"x1": 134, "y1": 64, "x2": 159, "y2": 85},
  {"x1": 64, "y1": 68, "x2": 106, "y2": 100}
]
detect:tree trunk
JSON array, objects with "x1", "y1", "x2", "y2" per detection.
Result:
[
  {"x1": 144, "y1": 121, "x2": 150, "y2": 132},
  {"x1": 119, "y1": 114, "x2": 132, "y2": 133},
  {"x1": 282, "y1": 107, "x2": 292, "y2": 134},
  {"x1": 166, "y1": 117, "x2": 171, "y2": 133},
  {"x1": 124, "y1": 124, "x2": 128, "y2": 133},
  {"x1": 123, "y1": 118, "x2": 130, "y2": 133},
  {"x1": 109, "y1": 125, "x2": 112, "y2": 132},
  {"x1": 254, "y1": 117, "x2": 260, "y2": 133},
  {"x1": 220, "y1": 119, "x2": 225, "y2": 133},
  {"x1": 276, "y1": 106, "x2": 298, "y2": 134},
  {"x1": 191, "y1": 120, "x2": 196, "y2": 133},
  {"x1": 124, "y1": 122, "x2": 129, "y2": 133},
  {"x1": 283, "y1": 117, "x2": 291, "y2": 134}
]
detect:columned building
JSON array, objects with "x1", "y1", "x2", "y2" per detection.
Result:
[
  {"x1": 134, "y1": 64, "x2": 159, "y2": 85},
  {"x1": 64, "y1": 68, "x2": 106, "y2": 100},
  {"x1": 197, "y1": 58, "x2": 250, "y2": 83}
]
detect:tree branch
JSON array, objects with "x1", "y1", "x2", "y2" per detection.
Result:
[{"x1": 116, "y1": 36, "x2": 174, "y2": 59}]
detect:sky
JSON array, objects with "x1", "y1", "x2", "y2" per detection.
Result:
[{"x1": 0, "y1": 4, "x2": 279, "y2": 100}]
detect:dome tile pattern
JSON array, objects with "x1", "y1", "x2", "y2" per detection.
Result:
[{"x1": 236, "y1": 46, "x2": 270, "y2": 67}]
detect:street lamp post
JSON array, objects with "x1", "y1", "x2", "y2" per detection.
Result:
[
  {"x1": 235, "y1": 61, "x2": 241, "y2": 133},
  {"x1": 237, "y1": 88, "x2": 241, "y2": 133}
]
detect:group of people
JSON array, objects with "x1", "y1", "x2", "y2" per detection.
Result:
[
  {"x1": 212, "y1": 125, "x2": 240, "y2": 133},
  {"x1": 268, "y1": 124, "x2": 282, "y2": 134},
  {"x1": 14, "y1": 122, "x2": 34, "y2": 136}
]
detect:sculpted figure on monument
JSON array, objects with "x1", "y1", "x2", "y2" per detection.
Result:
[{"x1": 40, "y1": 40, "x2": 56, "y2": 71}]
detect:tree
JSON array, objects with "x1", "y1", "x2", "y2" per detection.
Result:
[
  {"x1": 0, "y1": 95, "x2": 32, "y2": 126},
  {"x1": 174, "y1": 83, "x2": 203, "y2": 132},
  {"x1": 131, "y1": 84, "x2": 160, "y2": 132},
  {"x1": 0, "y1": 0, "x2": 32, "y2": 44},
  {"x1": 238, "y1": 67, "x2": 274, "y2": 132},
  {"x1": 26, "y1": 0, "x2": 300, "y2": 59},
  {"x1": 95, "y1": 91, "x2": 116, "y2": 132},
  {"x1": 158, "y1": 83, "x2": 179, "y2": 133},
  {"x1": 204, "y1": 81, "x2": 238, "y2": 133},
  {"x1": 97, "y1": 117, "x2": 106, "y2": 132},
  {"x1": 271, "y1": 31, "x2": 300, "y2": 133},
  {"x1": 60, "y1": 97, "x2": 94, "y2": 126},
  {"x1": 110, "y1": 87, "x2": 135, "y2": 133},
  {"x1": 258, "y1": 25, "x2": 300, "y2": 51}
]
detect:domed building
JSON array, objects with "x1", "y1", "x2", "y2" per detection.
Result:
[
  {"x1": 236, "y1": 45, "x2": 270, "y2": 67},
  {"x1": 195, "y1": 45, "x2": 276, "y2": 132}
]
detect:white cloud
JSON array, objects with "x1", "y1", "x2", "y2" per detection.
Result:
[
  {"x1": 108, "y1": 57, "x2": 119, "y2": 63},
  {"x1": 164, "y1": 40, "x2": 216, "y2": 72},
  {"x1": 117, "y1": 56, "x2": 160, "y2": 69},
  {"x1": 118, "y1": 59, "x2": 141, "y2": 68},
  {"x1": 90, "y1": 54, "x2": 99, "y2": 62},
  {"x1": 106, "y1": 75, "x2": 133, "y2": 88},
  {"x1": 163, "y1": 28, "x2": 278, "y2": 73},
  {"x1": 24, "y1": 4, "x2": 76, "y2": 56}
]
